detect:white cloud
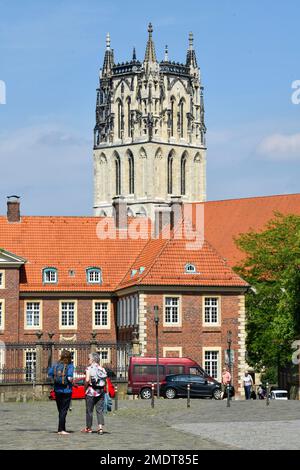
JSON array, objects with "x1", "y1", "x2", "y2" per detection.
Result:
[
  {"x1": 258, "y1": 133, "x2": 300, "y2": 160},
  {"x1": 0, "y1": 123, "x2": 92, "y2": 215}
]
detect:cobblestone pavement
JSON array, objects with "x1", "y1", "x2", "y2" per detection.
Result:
[{"x1": 1, "y1": 399, "x2": 300, "y2": 450}]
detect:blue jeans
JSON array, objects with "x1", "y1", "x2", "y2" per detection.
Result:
[{"x1": 244, "y1": 385, "x2": 251, "y2": 400}]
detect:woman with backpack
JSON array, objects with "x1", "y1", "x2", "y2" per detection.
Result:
[
  {"x1": 81, "y1": 352, "x2": 108, "y2": 434},
  {"x1": 48, "y1": 350, "x2": 74, "y2": 435}
]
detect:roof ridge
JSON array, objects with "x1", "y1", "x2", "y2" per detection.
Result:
[
  {"x1": 203, "y1": 193, "x2": 300, "y2": 205},
  {"x1": 136, "y1": 223, "x2": 181, "y2": 284},
  {"x1": 118, "y1": 225, "x2": 173, "y2": 287},
  {"x1": 203, "y1": 236, "x2": 246, "y2": 282}
]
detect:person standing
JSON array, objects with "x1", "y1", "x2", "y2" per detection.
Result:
[
  {"x1": 48, "y1": 350, "x2": 74, "y2": 435},
  {"x1": 243, "y1": 370, "x2": 254, "y2": 400},
  {"x1": 221, "y1": 366, "x2": 231, "y2": 399},
  {"x1": 81, "y1": 353, "x2": 107, "y2": 434}
]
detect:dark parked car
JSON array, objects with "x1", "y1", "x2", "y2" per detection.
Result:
[{"x1": 160, "y1": 374, "x2": 223, "y2": 400}]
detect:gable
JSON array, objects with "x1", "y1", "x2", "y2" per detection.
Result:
[{"x1": 0, "y1": 249, "x2": 27, "y2": 267}]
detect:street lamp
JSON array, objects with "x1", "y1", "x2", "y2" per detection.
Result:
[
  {"x1": 154, "y1": 305, "x2": 160, "y2": 398},
  {"x1": 227, "y1": 330, "x2": 232, "y2": 404}
]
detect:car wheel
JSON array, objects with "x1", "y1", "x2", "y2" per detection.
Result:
[
  {"x1": 165, "y1": 387, "x2": 176, "y2": 399},
  {"x1": 140, "y1": 388, "x2": 152, "y2": 400},
  {"x1": 213, "y1": 388, "x2": 222, "y2": 400}
]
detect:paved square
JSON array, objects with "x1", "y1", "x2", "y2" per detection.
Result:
[{"x1": 1, "y1": 399, "x2": 300, "y2": 450}]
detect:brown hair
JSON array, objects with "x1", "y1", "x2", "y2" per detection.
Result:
[{"x1": 59, "y1": 349, "x2": 72, "y2": 365}]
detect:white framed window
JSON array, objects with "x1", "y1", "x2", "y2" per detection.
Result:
[
  {"x1": 0, "y1": 344, "x2": 5, "y2": 382},
  {"x1": 0, "y1": 300, "x2": 4, "y2": 330},
  {"x1": 185, "y1": 263, "x2": 196, "y2": 274},
  {"x1": 0, "y1": 271, "x2": 5, "y2": 289},
  {"x1": 87, "y1": 268, "x2": 102, "y2": 284},
  {"x1": 25, "y1": 301, "x2": 42, "y2": 330},
  {"x1": 24, "y1": 349, "x2": 36, "y2": 382},
  {"x1": 93, "y1": 301, "x2": 110, "y2": 329},
  {"x1": 163, "y1": 296, "x2": 181, "y2": 327},
  {"x1": 203, "y1": 297, "x2": 220, "y2": 326},
  {"x1": 203, "y1": 348, "x2": 221, "y2": 381},
  {"x1": 97, "y1": 348, "x2": 111, "y2": 365},
  {"x1": 43, "y1": 268, "x2": 57, "y2": 284},
  {"x1": 59, "y1": 301, "x2": 77, "y2": 329}
]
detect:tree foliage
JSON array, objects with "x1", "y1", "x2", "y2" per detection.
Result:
[{"x1": 234, "y1": 212, "x2": 300, "y2": 373}]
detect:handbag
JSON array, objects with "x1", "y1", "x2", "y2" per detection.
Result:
[{"x1": 104, "y1": 392, "x2": 113, "y2": 413}]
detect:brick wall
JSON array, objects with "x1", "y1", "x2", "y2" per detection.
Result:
[
  {"x1": 144, "y1": 291, "x2": 242, "y2": 390},
  {"x1": 2, "y1": 295, "x2": 118, "y2": 344},
  {"x1": 0, "y1": 268, "x2": 20, "y2": 343}
]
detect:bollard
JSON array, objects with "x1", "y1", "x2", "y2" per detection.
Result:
[
  {"x1": 187, "y1": 383, "x2": 191, "y2": 408},
  {"x1": 266, "y1": 382, "x2": 270, "y2": 406},
  {"x1": 151, "y1": 383, "x2": 155, "y2": 409},
  {"x1": 114, "y1": 385, "x2": 118, "y2": 411},
  {"x1": 227, "y1": 384, "x2": 230, "y2": 407}
]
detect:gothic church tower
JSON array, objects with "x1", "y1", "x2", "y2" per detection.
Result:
[{"x1": 93, "y1": 24, "x2": 206, "y2": 218}]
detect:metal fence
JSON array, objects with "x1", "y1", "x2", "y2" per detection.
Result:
[{"x1": 0, "y1": 341, "x2": 132, "y2": 384}]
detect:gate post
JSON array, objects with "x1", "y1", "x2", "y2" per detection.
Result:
[
  {"x1": 131, "y1": 326, "x2": 140, "y2": 356},
  {"x1": 35, "y1": 339, "x2": 43, "y2": 383},
  {"x1": 90, "y1": 332, "x2": 98, "y2": 354}
]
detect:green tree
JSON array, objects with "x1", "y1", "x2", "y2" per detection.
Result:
[{"x1": 234, "y1": 212, "x2": 300, "y2": 378}]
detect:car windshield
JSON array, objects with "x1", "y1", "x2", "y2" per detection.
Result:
[{"x1": 274, "y1": 392, "x2": 287, "y2": 397}]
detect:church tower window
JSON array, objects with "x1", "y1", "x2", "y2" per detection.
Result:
[
  {"x1": 181, "y1": 154, "x2": 187, "y2": 195},
  {"x1": 127, "y1": 98, "x2": 131, "y2": 137},
  {"x1": 117, "y1": 100, "x2": 123, "y2": 139},
  {"x1": 168, "y1": 152, "x2": 173, "y2": 194},
  {"x1": 180, "y1": 99, "x2": 185, "y2": 138},
  {"x1": 128, "y1": 152, "x2": 134, "y2": 194},
  {"x1": 170, "y1": 97, "x2": 175, "y2": 137},
  {"x1": 115, "y1": 154, "x2": 121, "y2": 195}
]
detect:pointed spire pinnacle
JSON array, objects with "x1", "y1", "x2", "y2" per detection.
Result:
[
  {"x1": 189, "y1": 32, "x2": 194, "y2": 50},
  {"x1": 102, "y1": 33, "x2": 114, "y2": 77},
  {"x1": 186, "y1": 31, "x2": 197, "y2": 68},
  {"x1": 144, "y1": 22, "x2": 157, "y2": 63},
  {"x1": 164, "y1": 45, "x2": 169, "y2": 62},
  {"x1": 106, "y1": 32, "x2": 111, "y2": 50},
  {"x1": 132, "y1": 47, "x2": 137, "y2": 62}
]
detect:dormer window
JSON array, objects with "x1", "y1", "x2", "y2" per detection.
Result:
[
  {"x1": 43, "y1": 268, "x2": 58, "y2": 284},
  {"x1": 185, "y1": 263, "x2": 196, "y2": 274},
  {"x1": 87, "y1": 268, "x2": 102, "y2": 284}
]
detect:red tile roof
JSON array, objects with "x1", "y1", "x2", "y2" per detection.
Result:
[
  {"x1": 200, "y1": 193, "x2": 300, "y2": 267},
  {"x1": 1, "y1": 193, "x2": 299, "y2": 292},
  {"x1": 0, "y1": 217, "x2": 149, "y2": 292},
  {"x1": 119, "y1": 223, "x2": 247, "y2": 288}
]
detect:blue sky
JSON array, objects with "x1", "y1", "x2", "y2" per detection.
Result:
[{"x1": 0, "y1": 0, "x2": 299, "y2": 215}]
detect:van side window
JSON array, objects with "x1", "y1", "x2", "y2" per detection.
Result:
[
  {"x1": 133, "y1": 365, "x2": 165, "y2": 377},
  {"x1": 167, "y1": 366, "x2": 184, "y2": 375},
  {"x1": 189, "y1": 367, "x2": 202, "y2": 375}
]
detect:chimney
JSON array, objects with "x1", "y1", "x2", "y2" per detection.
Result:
[
  {"x1": 154, "y1": 204, "x2": 171, "y2": 238},
  {"x1": 112, "y1": 196, "x2": 127, "y2": 230},
  {"x1": 170, "y1": 196, "x2": 183, "y2": 230},
  {"x1": 7, "y1": 195, "x2": 21, "y2": 223}
]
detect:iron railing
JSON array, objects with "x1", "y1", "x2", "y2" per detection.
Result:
[{"x1": 0, "y1": 341, "x2": 132, "y2": 384}]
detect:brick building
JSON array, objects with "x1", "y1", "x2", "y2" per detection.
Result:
[
  {"x1": 1, "y1": 194, "x2": 300, "y2": 396},
  {"x1": 1, "y1": 22, "x2": 300, "y2": 398}
]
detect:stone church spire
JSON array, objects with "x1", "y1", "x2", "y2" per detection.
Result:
[
  {"x1": 144, "y1": 23, "x2": 157, "y2": 63},
  {"x1": 186, "y1": 32, "x2": 198, "y2": 69},
  {"x1": 102, "y1": 33, "x2": 114, "y2": 77}
]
